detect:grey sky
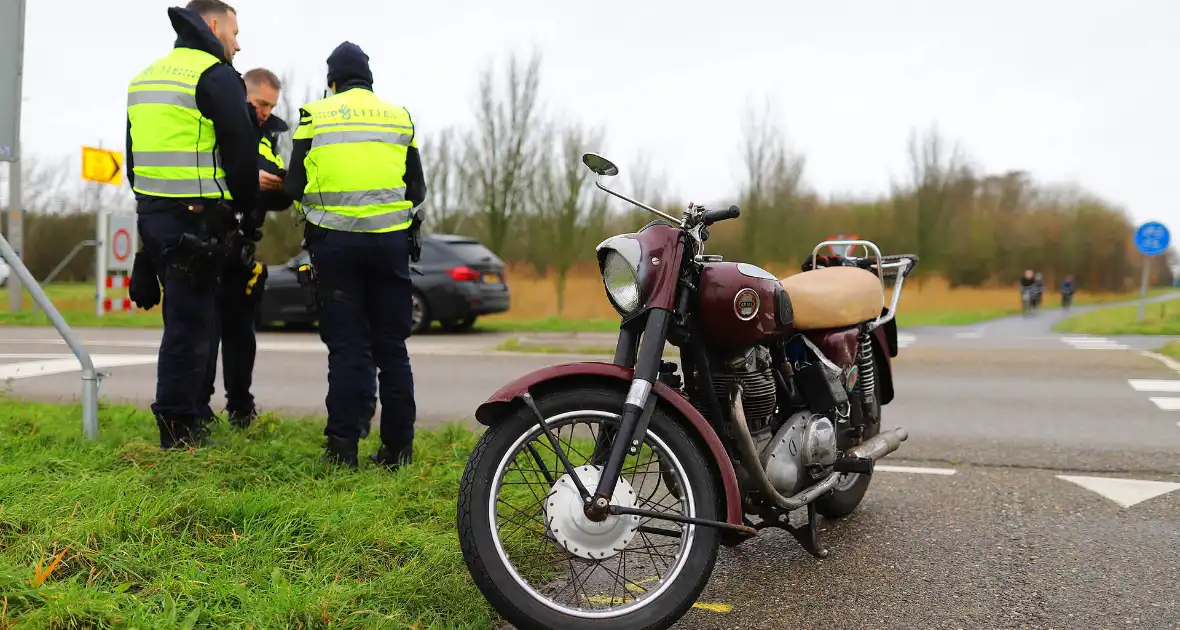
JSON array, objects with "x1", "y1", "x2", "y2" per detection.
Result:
[{"x1": 10, "y1": 0, "x2": 1180, "y2": 231}]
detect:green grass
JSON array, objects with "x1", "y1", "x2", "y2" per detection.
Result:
[
  {"x1": 493, "y1": 336, "x2": 616, "y2": 356},
  {"x1": 1054, "y1": 300, "x2": 1180, "y2": 335},
  {"x1": 0, "y1": 399, "x2": 499, "y2": 629},
  {"x1": 893, "y1": 308, "x2": 1020, "y2": 327},
  {"x1": 477, "y1": 317, "x2": 621, "y2": 334},
  {"x1": 1155, "y1": 341, "x2": 1180, "y2": 359}
]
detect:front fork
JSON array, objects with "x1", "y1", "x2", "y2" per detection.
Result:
[{"x1": 575, "y1": 308, "x2": 673, "y2": 519}]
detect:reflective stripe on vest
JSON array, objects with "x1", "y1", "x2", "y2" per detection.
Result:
[
  {"x1": 126, "y1": 47, "x2": 230, "y2": 199},
  {"x1": 292, "y1": 88, "x2": 415, "y2": 233},
  {"x1": 260, "y1": 136, "x2": 284, "y2": 170}
]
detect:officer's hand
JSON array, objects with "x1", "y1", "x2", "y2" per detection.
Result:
[{"x1": 259, "y1": 170, "x2": 283, "y2": 191}]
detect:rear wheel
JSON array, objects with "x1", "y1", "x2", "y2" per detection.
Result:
[
  {"x1": 410, "y1": 290, "x2": 430, "y2": 335},
  {"x1": 457, "y1": 386, "x2": 721, "y2": 630}
]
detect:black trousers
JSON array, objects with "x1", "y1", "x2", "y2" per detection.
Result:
[
  {"x1": 136, "y1": 209, "x2": 219, "y2": 420},
  {"x1": 201, "y1": 261, "x2": 264, "y2": 417},
  {"x1": 307, "y1": 226, "x2": 416, "y2": 447}
]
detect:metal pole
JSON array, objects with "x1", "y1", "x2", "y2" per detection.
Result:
[
  {"x1": 95, "y1": 209, "x2": 106, "y2": 318},
  {"x1": 6, "y1": 163, "x2": 21, "y2": 311},
  {"x1": 0, "y1": 232, "x2": 99, "y2": 439},
  {"x1": 32, "y1": 239, "x2": 99, "y2": 316},
  {"x1": 1139, "y1": 256, "x2": 1151, "y2": 322},
  {"x1": 44, "y1": 239, "x2": 99, "y2": 285},
  {"x1": 4, "y1": 0, "x2": 25, "y2": 313}
]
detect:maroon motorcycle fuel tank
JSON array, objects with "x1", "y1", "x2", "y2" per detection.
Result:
[{"x1": 697, "y1": 261, "x2": 794, "y2": 350}]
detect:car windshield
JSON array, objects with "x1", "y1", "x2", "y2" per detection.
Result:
[{"x1": 447, "y1": 241, "x2": 502, "y2": 266}]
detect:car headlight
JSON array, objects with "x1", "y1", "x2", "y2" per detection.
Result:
[{"x1": 601, "y1": 249, "x2": 641, "y2": 315}]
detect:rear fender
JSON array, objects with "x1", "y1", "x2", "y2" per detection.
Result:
[
  {"x1": 475, "y1": 361, "x2": 744, "y2": 528},
  {"x1": 870, "y1": 315, "x2": 896, "y2": 405}
]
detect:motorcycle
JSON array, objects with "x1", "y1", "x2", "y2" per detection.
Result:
[{"x1": 456, "y1": 153, "x2": 918, "y2": 630}]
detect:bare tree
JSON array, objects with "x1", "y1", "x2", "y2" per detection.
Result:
[
  {"x1": 905, "y1": 124, "x2": 966, "y2": 270},
  {"x1": 460, "y1": 49, "x2": 545, "y2": 255},
  {"x1": 737, "y1": 96, "x2": 806, "y2": 260},
  {"x1": 421, "y1": 126, "x2": 468, "y2": 235},
  {"x1": 530, "y1": 121, "x2": 610, "y2": 313}
]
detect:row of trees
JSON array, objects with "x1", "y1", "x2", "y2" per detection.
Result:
[{"x1": 1, "y1": 49, "x2": 1172, "y2": 302}]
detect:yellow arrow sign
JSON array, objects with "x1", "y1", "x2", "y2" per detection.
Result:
[{"x1": 81, "y1": 146, "x2": 124, "y2": 185}]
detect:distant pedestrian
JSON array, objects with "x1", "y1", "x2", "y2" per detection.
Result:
[{"x1": 1061, "y1": 275, "x2": 1076, "y2": 310}]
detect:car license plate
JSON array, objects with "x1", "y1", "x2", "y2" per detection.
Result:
[{"x1": 483, "y1": 273, "x2": 500, "y2": 284}]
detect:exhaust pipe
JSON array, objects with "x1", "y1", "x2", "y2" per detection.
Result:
[
  {"x1": 850, "y1": 426, "x2": 909, "y2": 462},
  {"x1": 727, "y1": 383, "x2": 908, "y2": 511}
]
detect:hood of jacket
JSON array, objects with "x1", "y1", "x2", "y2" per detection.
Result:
[{"x1": 167, "y1": 6, "x2": 230, "y2": 63}]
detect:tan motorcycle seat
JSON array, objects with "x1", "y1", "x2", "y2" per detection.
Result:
[{"x1": 780, "y1": 266, "x2": 885, "y2": 330}]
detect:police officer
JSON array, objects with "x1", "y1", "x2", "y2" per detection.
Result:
[
  {"x1": 126, "y1": 0, "x2": 259, "y2": 449},
  {"x1": 283, "y1": 42, "x2": 426, "y2": 470},
  {"x1": 200, "y1": 67, "x2": 293, "y2": 428}
]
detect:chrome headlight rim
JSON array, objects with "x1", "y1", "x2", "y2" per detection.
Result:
[{"x1": 598, "y1": 246, "x2": 643, "y2": 317}]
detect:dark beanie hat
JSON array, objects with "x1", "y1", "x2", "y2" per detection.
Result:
[{"x1": 326, "y1": 41, "x2": 373, "y2": 87}]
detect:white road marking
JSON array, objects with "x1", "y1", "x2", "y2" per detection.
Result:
[
  {"x1": 897, "y1": 332, "x2": 915, "y2": 348},
  {"x1": 0, "y1": 336, "x2": 514, "y2": 357},
  {"x1": 1128, "y1": 379, "x2": 1180, "y2": 392},
  {"x1": 874, "y1": 464, "x2": 957, "y2": 475},
  {"x1": 1148, "y1": 397, "x2": 1180, "y2": 411},
  {"x1": 1139, "y1": 350, "x2": 1180, "y2": 374},
  {"x1": 954, "y1": 330, "x2": 983, "y2": 339},
  {"x1": 1056, "y1": 474, "x2": 1180, "y2": 508},
  {"x1": 0, "y1": 354, "x2": 159, "y2": 380},
  {"x1": 1061, "y1": 335, "x2": 1128, "y2": 350}
]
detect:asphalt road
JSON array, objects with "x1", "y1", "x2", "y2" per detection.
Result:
[{"x1": 1, "y1": 297, "x2": 1179, "y2": 628}]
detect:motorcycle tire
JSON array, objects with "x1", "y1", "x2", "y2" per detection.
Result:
[
  {"x1": 457, "y1": 385, "x2": 722, "y2": 630},
  {"x1": 814, "y1": 348, "x2": 884, "y2": 519}
]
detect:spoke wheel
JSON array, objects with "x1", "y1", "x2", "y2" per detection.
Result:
[{"x1": 458, "y1": 387, "x2": 721, "y2": 630}]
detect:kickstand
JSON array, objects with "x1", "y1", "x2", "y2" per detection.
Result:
[{"x1": 786, "y1": 503, "x2": 829, "y2": 559}]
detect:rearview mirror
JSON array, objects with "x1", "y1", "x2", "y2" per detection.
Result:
[{"x1": 582, "y1": 153, "x2": 619, "y2": 177}]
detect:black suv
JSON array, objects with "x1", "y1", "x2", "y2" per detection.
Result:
[{"x1": 258, "y1": 234, "x2": 511, "y2": 334}]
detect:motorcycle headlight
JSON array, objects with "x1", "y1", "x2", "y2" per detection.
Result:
[{"x1": 601, "y1": 249, "x2": 641, "y2": 315}]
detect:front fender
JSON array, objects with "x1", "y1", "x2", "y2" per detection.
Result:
[{"x1": 475, "y1": 361, "x2": 744, "y2": 529}]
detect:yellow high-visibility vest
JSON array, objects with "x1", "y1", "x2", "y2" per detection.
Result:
[
  {"x1": 291, "y1": 88, "x2": 415, "y2": 233},
  {"x1": 259, "y1": 135, "x2": 284, "y2": 170},
  {"x1": 126, "y1": 47, "x2": 231, "y2": 199}
]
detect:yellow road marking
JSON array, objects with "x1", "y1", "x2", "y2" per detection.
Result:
[{"x1": 583, "y1": 595, "x2": 732, "y2": 613}]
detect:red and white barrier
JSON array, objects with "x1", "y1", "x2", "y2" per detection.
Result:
[{"x1": 101, "y1": 274, "x2": 132, "y2": 313}]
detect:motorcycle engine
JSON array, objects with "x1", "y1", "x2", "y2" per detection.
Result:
[
  {"x1": 696, "y1": 345, "x2": 779, "y2": 438},
  {"x1": 758, "y1": 410, "x2": 838, "y2": 496}
]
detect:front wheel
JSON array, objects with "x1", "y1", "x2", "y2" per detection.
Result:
[{"x1": 457, "y1": 386, "x2": 721, "y2": 630}]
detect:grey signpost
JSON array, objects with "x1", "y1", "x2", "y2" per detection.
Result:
[
  {"x1": 1134, "y1": 221, "x2": 1171, "y2": 323},
  {"x1": 2, "y1": 0, "x2": 26, "y2": 312},
  {"x1": 0, "y1": 0, "x2": 101, "y2": 439}
]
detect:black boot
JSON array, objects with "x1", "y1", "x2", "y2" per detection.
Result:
[
  {"x1": 323, "y1": 436, "x2": 359, "y2": 470},
  {"x1": 157, "y1": 413, "x2": 197, "y2": 450},
  {"x1": 228, "y1": 405, "x2": 258, "y2": 430},
  {"x1": 191, "y1": 413, "x2": 220, "y2": 447},
  {"x1": 370, "y1": 442, "x2": 413, "y2": 471}
]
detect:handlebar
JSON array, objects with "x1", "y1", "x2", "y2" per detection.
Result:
[{"x1": 701, "y1": 205, "x2": 741, "y2": 226}]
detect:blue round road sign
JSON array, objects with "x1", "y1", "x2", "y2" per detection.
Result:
[{"x1": 1135, "y1": 221, "x2": 1170, "y2": 256}]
